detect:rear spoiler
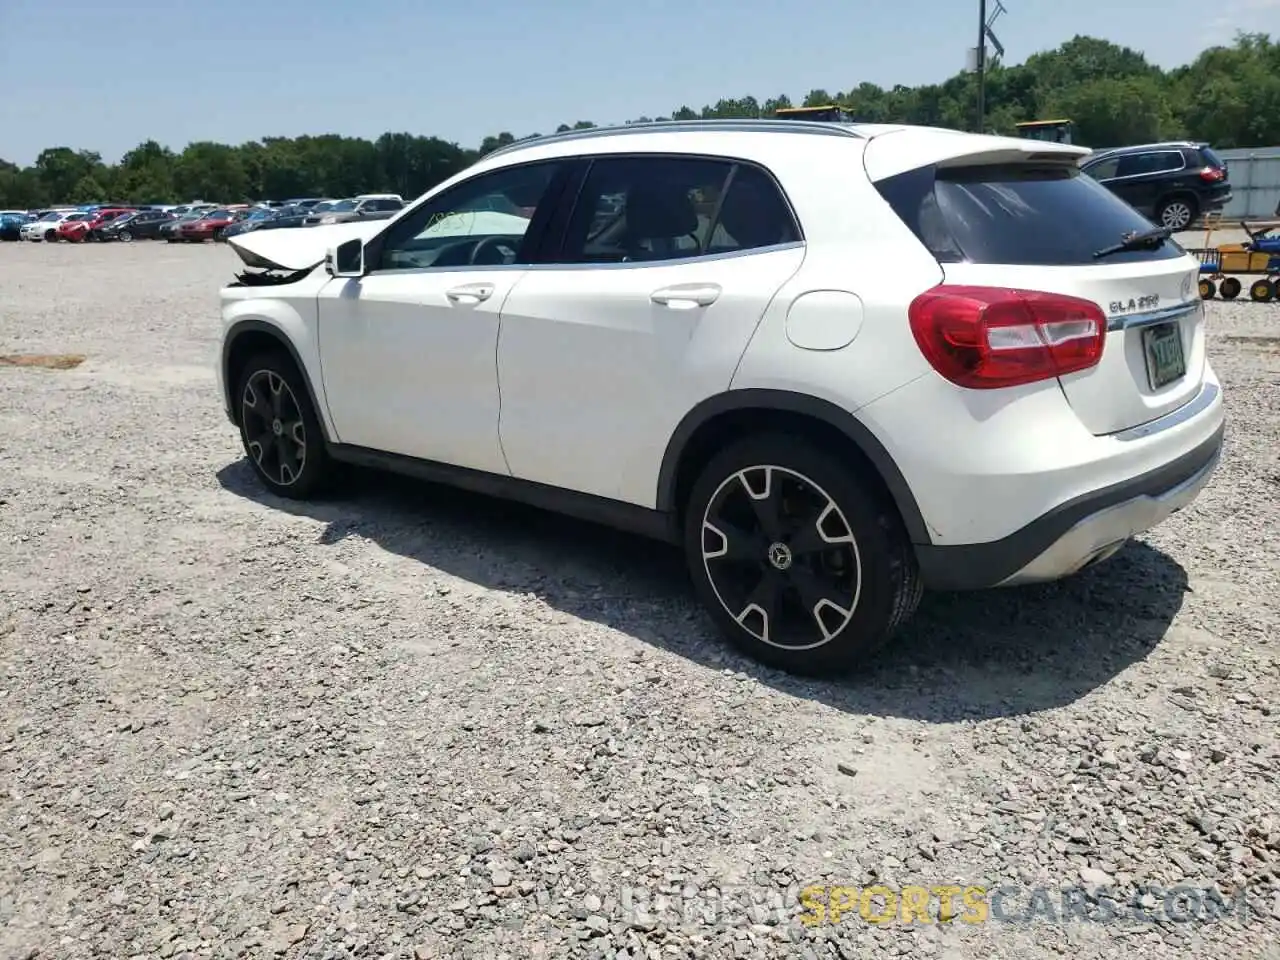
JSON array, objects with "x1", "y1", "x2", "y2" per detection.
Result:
[{"x1": 861, "y1": 127, "x2": 1090, "y2": 182}]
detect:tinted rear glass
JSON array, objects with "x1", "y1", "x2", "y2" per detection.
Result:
[
  {"x1": 1200, "y1": 146, "x2": 1225, "y2": 168},
  {"x1": 875, "y1": 162, "x2": 1185, "y2": 266}
]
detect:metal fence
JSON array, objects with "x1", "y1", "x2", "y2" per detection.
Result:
[{"x1": 1217, "y1": 147, "x2": 1280, "y2": 219}]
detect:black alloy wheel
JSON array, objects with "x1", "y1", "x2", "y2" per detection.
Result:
[
  {"x1": 684, "y1": 433, "x2": 921, "y2": 676},
  {"x1": 236, "y1": 353, "x2": 330, "y2": 498}
]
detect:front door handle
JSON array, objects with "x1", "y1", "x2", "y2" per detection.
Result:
[
  {"x1": 650, "y1": 283, "x2": 721, "y2": 308},
  {"x1": 445, "y1": 282, "x2": 494, "y2": 304}
]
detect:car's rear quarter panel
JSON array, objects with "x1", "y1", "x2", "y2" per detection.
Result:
[{"x1": 729, "y1": 138, "x2": 943, "y2": 440}]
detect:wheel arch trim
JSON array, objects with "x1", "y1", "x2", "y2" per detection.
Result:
[
  {"x1": 221, "y1": 317, "x2": 334, "y2": 442},
  {"x1": 655, "y1": 388, "x2": 932, "y2": 545}
]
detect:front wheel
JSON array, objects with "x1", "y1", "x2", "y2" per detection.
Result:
[
  {"x1": 234, "y1": 352, "x2": 332, "y2": 499},
  {"x1": 118, "y1": 230, "x2": 133, "y2": 243},
  {"x1": 683, "y1": 433, "x2": 921, "y2": 676},
  {"x1": 45, "y1": 230, "x2": 57, "y2": 242},
  {"x1": 1250, "y1": 278, "x2": 1276, "y2": 303}
]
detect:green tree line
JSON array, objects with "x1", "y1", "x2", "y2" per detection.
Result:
[{"x1": 2, "y1": 32, "x2": 1276, "y2": 209}]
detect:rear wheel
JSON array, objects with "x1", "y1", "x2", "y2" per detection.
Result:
[
  {"x1": 45, "y1": 230, "x2": 57, "y2": 242},
  {"x1": 118, "y1": 230, "x2": 133, "y2": 243},
  {"x1": 1157, "y1": 196, "x2": 1197, "y2": 231},
  {"x1": 1199, "y1": 279, "x2": 1216, "y2": 300},
  {"x1": 683, "y1": 433, "x2": 921, "y2": 676},
  {"x1": 234, "y1": 351, "x2": 332, "y2": 499},
  {"x1": 1250, "y1": 278, "x2": 1275, "y2": 303},
  {"x1": 1220, "y1": 277, "x2": 1242, "y2": 300}
]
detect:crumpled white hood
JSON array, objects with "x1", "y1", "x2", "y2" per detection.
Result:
[{"x1": 226, "y1": 219, "x2": 386, "y2": 271}]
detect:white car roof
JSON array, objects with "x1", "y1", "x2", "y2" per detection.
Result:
[{"x1": 458, "y1": 119, "x2": 1088, "y2": 187}]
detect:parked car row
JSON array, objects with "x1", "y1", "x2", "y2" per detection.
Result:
[{"x1": 0, "y1": 194, "x2": 407, "y2": 244}]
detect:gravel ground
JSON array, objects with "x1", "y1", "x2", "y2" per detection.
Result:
[{"x1": 1, "y1": 240, "x2": 1278, "y2": 960}]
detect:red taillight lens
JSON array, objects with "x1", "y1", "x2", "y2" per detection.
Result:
[
  {"x1": 1198, "y1": 166, "x2": 1225, "y2": 182},
  {"x1": 908, "y1": 285, "x2": 1106, "y2": 389}
]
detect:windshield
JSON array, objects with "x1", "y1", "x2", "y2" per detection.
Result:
[
  {"x1": 327, "y1": 200, "x2": 358, "y2": 212},
  {"x1": 39, "y1": 212, "x2": 62, "y2": 221},
  {"x1": 204, "y1": 209, "x2": 233, "y2": 219},
  {"x1": 67, "y1": 213, "x2": 91, "y2": 221}
]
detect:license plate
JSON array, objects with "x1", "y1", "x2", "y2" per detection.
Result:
[{"x1": 1142, "y1": 321, "x2": 1186, "y2": 389}]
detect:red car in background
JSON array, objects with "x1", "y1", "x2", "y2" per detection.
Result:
[
  {"x1": 56, "y1": 208, "x2": 134, "y2": 242},
  {"x1": 172, "y1": 206, "x2": 249, "y2": 243}
]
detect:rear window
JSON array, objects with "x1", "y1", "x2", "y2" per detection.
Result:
[
  {"x1": 1200, "y1": 146, "x2": 1225, "y2": 168},
  {"x1": 875, "y1": 162, "x2": 1185, "y2": 266}
]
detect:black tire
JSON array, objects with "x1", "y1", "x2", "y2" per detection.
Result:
[
  {"x1": 1199, "y1": 279, "x2": 1216, "y2": 300},
  {"x1": 45, "y1": 230, "x2": 57, "y2": 242},
  {"x1": 1156, "y1": 195, "x2": 1198, "y2": 231},
  {"x1": 118, "y1": 230, "x2": 133, "y2": 243},
  {"x1": 1250, "y1": 278, "x2": 1275, "y2": 303},
  {"x1": 683, "y1": 433, "x2": 922, "y2": 676},
  {"x1": 1220, "y1": 276, "x2": 1242, "y2": 300},
  {"x1": 234, "y1": 351, "x2": 332, "y2": 499}
]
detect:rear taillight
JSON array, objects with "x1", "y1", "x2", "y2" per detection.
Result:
[
  {"x1": 907, "y1": 285, "x2": 1106, "y2": 389},
  {"x1": 1198, "y1": 166, "x2": 1225, "y2": 182}
]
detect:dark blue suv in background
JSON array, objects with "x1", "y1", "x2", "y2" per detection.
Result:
[{"x1": 1080, "y1": 141, "x2": 1231, "y2": 230}]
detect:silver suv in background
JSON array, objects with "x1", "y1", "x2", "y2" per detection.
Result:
[{"x1": 305, "y1": 196, "x2": 404, "y2": 226}]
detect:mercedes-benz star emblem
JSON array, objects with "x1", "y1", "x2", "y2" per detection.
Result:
[{"x1": 767, "y1": 542, "x2": 793, "y2": 571}]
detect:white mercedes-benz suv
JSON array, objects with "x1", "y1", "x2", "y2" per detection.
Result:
[{"x1": 217, "y1": 119, "x2": 1224, "y2": 675}]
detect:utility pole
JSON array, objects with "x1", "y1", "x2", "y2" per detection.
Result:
[{"x1": 976, "y1": 0, "x2": 986, "y2": 133}]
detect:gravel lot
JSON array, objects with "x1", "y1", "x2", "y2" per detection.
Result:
[{"x1": 1, "y1": 240, "x2": 1278, "y2": 960}]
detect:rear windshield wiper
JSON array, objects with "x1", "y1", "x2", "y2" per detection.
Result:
[{"x1": 1092, "y1": 226, "x2": 1172, "y2": 260}]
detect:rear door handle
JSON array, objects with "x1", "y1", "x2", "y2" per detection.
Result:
[
  {"x1": 650, "y1": 283, "x2": 721, "y2": 308},
  {"x1": 445, "y1": 282, "x2": 494, "y2": 304}
]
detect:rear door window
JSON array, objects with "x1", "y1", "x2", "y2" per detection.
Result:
[
  {"x1": 875, "y1": 162, "x2": 1186, "y2": 266},
  {"x1": 1115, "y1": 151, "x2": 1183, "y2": 177}
]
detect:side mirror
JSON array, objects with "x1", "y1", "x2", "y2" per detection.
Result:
[{"x1": 327, "y1": 238, "x2": 364, "y2": 277}]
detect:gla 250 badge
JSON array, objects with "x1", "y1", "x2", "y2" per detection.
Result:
[{"x1": 1110, "y1": 293, "x2": 1160, "y2": 314}]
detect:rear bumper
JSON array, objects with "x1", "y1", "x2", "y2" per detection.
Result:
[
  {"x1": 1203, "y1": 189, "x2": 1232, "y2": 210},
  {"x1": 915, "y1": 412, "x2": 1224, "y2": 590}
]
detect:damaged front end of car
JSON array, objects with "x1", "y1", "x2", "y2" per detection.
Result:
[
  {"x1": 225, "y1": 218, "x2": 386, "y2": 287},
  {"x1": 229, "y1": 258, "x2": 326, "y2": 288}
]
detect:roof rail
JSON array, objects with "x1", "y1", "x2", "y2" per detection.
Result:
[{"x1": 482, "y1": 118, "x2": 866, "y2": 160}]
